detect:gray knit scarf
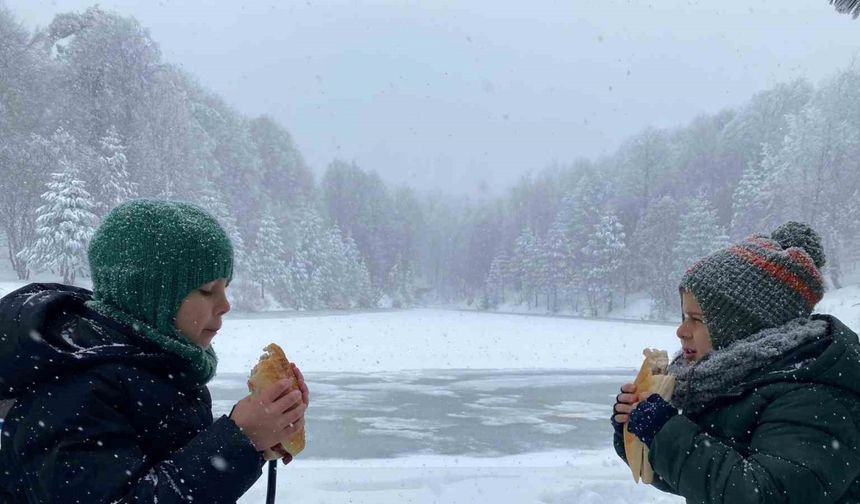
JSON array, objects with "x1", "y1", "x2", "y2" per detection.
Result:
[{"x1": 666, "y1": 317, "x2": 829, "y2": 415}]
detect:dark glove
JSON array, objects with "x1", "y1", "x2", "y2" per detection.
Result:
[
  {"x1": 611, "y1": 412, "x2": 624, "y2": 434},
  {"x1": 610, "y1": 391, "x2": 625, "y2": 435},
  {"x1": 627, "y1": 394, "x2": 678, "y2": 447}
]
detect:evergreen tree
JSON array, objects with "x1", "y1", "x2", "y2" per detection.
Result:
[
  {"x1": 249, "y1": 209, "x2": 287, "y2": 300},
  {"x1": 96, "y1": 125, "x2": 136, "y2": 215},
  {"x1": 512, "y1": 227, "x2": 540, "y2": 307},
  {"x1": 386, "y1": 256, "x2": 415, "y2": 308},
  {"x1": 198, "y1": 182, "x2": 247, "y2": 276},
  {"x1": 673, "y1": 193, "x2": 729, "y2": 277},
  {"x1": 542, "y1": 222, "x2": 573, "y2": 311},
  {"x1": 314, "y1": 225, "x2": 352, "y2": 309},
  {"x1": 485, "y1": 250, "x2": 511, "y2": 308},
  {"x1": 730, "y1": 152, "x2": 779, "y2": 239},
  {"x1": 633, "y1": 196, "x2": 682, "y2": 319},
  {"x1": 343, "y1": 232, "x2": 375, "y2": 307},
  {"x1": 581, "y1": 213, "x2": 626, "y2": 316},
  {"x1": 285, "y1": 207, "x2": 328, "y2": 310},
  {"x1": 19, "y1": 157, "x2": 98, "y2": 284}
]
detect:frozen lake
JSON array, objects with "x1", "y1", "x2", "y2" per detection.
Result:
[
  {"x1": 208, "y1": 309, "x2": 684, "y2": 503},
  {"x1": 211, "y1": 369, "x2": 625, "y2": 459},
  {"x1": 221, "y1": 368, "x2": 683, "y2": 504}
]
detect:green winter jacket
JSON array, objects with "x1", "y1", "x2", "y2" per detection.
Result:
[{"x1": 617, "y1": 314, "x2": 860, "y2": 504}]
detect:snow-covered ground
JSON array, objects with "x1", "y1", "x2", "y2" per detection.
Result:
[
  {"x1": 215, "y1": 308, "x2": 678, "y2": 374},
  {"x1": 237, "y1": 451, "x2": 682, "y2": 504}
]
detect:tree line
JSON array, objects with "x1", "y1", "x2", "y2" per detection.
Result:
[{"x1": 1, "y1": 5, "x2": 858, "y2": 317}]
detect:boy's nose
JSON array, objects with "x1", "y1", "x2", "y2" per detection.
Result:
[{"x1": 217, "y1": 294, "x2": 231, "y2": 316}]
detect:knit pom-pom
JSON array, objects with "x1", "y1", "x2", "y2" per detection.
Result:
[{"x1": 771, "y1": 221, "x2": 826, "y2": 269}]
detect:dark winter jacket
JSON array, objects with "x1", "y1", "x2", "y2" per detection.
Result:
[
  {"x1": 614, "y1": 314, "x2": 860, "y2": 504},
  {"x1": 0, "y1": 283, "x2": 265, "y2": 503}
]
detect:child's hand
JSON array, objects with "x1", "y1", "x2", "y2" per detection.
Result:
[
  {"x1": 230, "y1": 379, "x2": 307, "y2": 452},
  {"x1": 292, "y1": 363, "x2": 310, "y2": 407},
  {"x1": 612, "y1": 383, "x2": 638, "y2": 426},
  {"x1": 627, "y1": 394, "x2": 678, "y2": 447}
]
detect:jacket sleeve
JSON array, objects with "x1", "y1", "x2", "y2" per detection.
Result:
[
  {"x1": 649, "y1": 387, "x2": 860, "y2": 504},
  {"x1": 16, "y1": 371, "x2": 265, "y2": 504},
  {"x1": 613, "y1": 426, "x2": 678, "y2": 495}
]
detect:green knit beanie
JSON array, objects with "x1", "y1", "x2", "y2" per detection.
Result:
[
  {"x1": 86, "y1": 199, "x2": 234, "y2": 385},
  {"x1": 679, "y1": 221, "x2": 825, "y2": 350}
]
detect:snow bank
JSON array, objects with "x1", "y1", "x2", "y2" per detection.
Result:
[
  {"x1": 214, "y1": 309, "x2": 679, "y2": 374},
  {"x1": 237, "y1": 449, "x2": 683, "y2": 504}
]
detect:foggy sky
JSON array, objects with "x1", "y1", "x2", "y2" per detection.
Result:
[{"x1": 6, "y1": 0, "x2": 859, "y2": 195}]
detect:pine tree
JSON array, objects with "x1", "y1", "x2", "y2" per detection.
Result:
[
  {"x1": 674, "y1": 194, "x2": 729, "y2": 278},
  {"x1": 316, "y1": 225, "x2": 350, "y2": 309},
  {"x1": 249, "y1": 209, "x2": 287, "y2": 300},
  {"x1": 97, "y1": 125, "x2": 136, "y2": 214},
  {"x1": 386, "y1": 256, "x2": 415, "y2": 308},
  {"x1": 343, "y1": 232, "x2": 375, "y2": 307},
  {"x1": 485, "y1": 251, "x2": 511, "y2": 308},
  {"x1": 285, "y1": 207, "x2": 329, "y2": 310},
  {"x1": 512, "y1": 227, "x2": 539, "y2": 307},
  {"x1": 633, "y1": 196, "x2": 682, "y2": 319},
  {"x1": 19, "y1": 158, "x2": 98, "y2": 284},
  {"x1": 542, "y1": 222, "x2": 573, "y2": 311},
  {"x1": 730, "y1": 151, "x2": 779, "y2": 240},
  {"x1": 580, "y1": 213, "x2": 626, "y2": 316},
  {"x1": 198, "y1": 183, "x2": 247, "y2": 275}
]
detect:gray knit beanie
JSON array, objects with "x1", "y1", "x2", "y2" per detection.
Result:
[{"x1": 679, "y1": 221, "x2": 825, "y2": 349}]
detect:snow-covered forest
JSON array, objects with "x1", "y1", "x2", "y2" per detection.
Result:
[{"x1": 2, "y1": 5, "x2": 859, "y2": 318}]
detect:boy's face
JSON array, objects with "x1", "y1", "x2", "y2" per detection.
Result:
[
  {"x1": 174, "y1": 279, "x2": 231, "y2": 348},
  {"x1": 676, "y1": 290, "x2": 713, "y2": 362}
]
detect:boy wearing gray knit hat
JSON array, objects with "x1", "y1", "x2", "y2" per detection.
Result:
[{"x1": 612, "y1": 221, "x2": 860, "y2": 503}]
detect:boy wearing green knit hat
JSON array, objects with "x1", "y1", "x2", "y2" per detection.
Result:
[{"x1": 0, "y1": 199, "x2": 309, "y2": 503}]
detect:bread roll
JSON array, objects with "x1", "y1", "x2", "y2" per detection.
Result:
[
  {"x1": 247, "y1": 343, "x2": 306, "y2": 460},
  {"x1": 623, "y1": 348, "x2": 675, "y2": 484}
]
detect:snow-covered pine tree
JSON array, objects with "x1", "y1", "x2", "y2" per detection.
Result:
[
  {"x1": 19, "y1": 157, "x2": 98, "y2": 284},
  {"x1": 343, "y1": 232, "x2": 375, "y2": 307},
  {"x1": 198, "y1": 182, "x2": 247, "y2": 274},
  {"x1": 286, "y1": 207, "x2": 328, "y2": 310},
  {"x1": 580, "y1": 213, "x2": 626, "y2": 316},
  {"x1": 96, "y1": 125, "x2": 136, "y2": 215},
  {"x1": 730, "y1": 151, "x2": 779, "y2": 240},
  {"x1": 386, "y1": 256, "x2": 415, "y2": 308},
  {"x1": 249, "y1": 209, "x2": 287, "y2": 300},
  {"x1": 542, "y1": 222, "x2": 573, "y2": 312},
  {"x1": 632, "y1": 196, "x2": 682, "y2": 319},
  {"x1": 512, "y1": 227, "x2": 539, "y2": 308},
  {"x1": 316, "y1": 225, "x2": 350, "y2": 309},
  {"x1": 485, "y1": 250, "x2": 511, "y2": 308},
  {"x1": 673, "y1": 193, "x2": 729, "y2": 278}
]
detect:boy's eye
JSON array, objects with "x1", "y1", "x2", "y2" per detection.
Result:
[{"x1": 199, "y1": 289, "x2": 213, "y2": 296}]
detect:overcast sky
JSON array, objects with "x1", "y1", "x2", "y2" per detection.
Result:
[{"x1": 5, "y1": 0, "x2": 859, "y2": 195}]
